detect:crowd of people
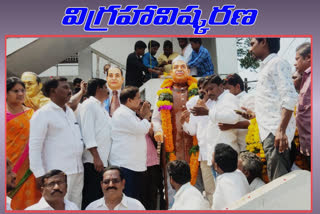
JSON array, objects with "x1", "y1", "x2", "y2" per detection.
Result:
[
  {"x1": 125, "y1": 38, "x2": 214, "y2": 88},
  {"x1": 5, "y1": 38, "x2": 311, "y2": 210}
]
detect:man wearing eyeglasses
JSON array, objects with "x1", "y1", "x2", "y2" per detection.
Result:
[
  {"x1": 85, "y1": 166, "x2": 145, "y2": 210},
  {"x1": 25, "y1": 170, "x2": 79, "y2": 210}
]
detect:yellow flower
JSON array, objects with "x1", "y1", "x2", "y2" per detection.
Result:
[
  {"x1": 157, "y1": 88, "x2": 173, "y2": 96},
  {"x1": 157, "y1": 100, "x2": 173, "y2": 107},
  {"x1": 188, "y1": 83, "x2": 198, "y2": 91}
]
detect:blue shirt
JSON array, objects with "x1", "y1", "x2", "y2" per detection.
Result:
[
  {"x1": 188, "y1": 46, "x2": 214, "y2": 77},
  {"x1": 142, "y1": 52, "x2": 159, "y2": 78}
]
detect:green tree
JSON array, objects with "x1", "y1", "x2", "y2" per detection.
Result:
[{"x1": 237, "y1": 38, "x2": 259, "y2": 71}]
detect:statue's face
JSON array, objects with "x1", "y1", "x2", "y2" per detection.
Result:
[
  {"x1": 21, "y1": 73, "x2": 42, "y2": 98},
  {"x1": 171, "y1": 60, "x2": 190, "y2": 83},
  {"x1": 106, "y1": 68, "x2": 124, "y2": 91}
]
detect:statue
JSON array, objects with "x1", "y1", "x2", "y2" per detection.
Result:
[
  {"x1": 104, "y1": 65, "x2": 124, "y2": 116},
  {"x1": 21, "y1": 72, "x2": 50, "y2": 110},
  {"x1": 152, "y1": 57, "x2": 199, "y2": 208}
]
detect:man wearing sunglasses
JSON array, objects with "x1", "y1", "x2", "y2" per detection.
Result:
[{"x1": 85, "y1": 166, "x2": 145, "y2": 210}]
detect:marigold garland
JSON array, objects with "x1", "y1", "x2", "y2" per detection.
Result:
[
  {"x1": 158, "y1": 76, "x2": 199, "y2": 185},
  {"x1": 189, "y1": 136, "x2": 200, "y2": 185},
  {"x1": 245, "y1": 118, "x2": 268, "y2": 183}
]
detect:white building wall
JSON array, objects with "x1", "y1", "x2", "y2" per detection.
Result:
[{"x1": 215, "y1": 38, "x2": 238, "y2": 77}]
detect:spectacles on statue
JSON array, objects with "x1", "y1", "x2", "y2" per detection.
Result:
[{"x1": 103, "y1": 178, "x2": 121, "y2": 185}]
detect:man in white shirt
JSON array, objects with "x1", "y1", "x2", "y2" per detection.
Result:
[
  {"x1": 238, "y1": 151, "x2": 265, "y2": 192},
  {"x1": 77, "y1": 78, "x2": 112, "y2": 209},
  {"x1": 6, "y1": 159, "x2": 16, "y2": 210},
  {"x1": 29, "y1": 77, "x2": 84, "y2": 207},
  {"x1": 86, "y1": 166, "x2": 145, "y2": 210},
  {"x1": 177, "y1": 38, "x2": 197, "y2": 76},
  {"x1": 220, "y1": 73, "x2": 255, "y2": 152},
  {"x1": 104, "y1": 66, "x2": 124, "y2": 116},
  {"x1": 240, "y1": 38, "x2": 298, "y2": 181},
  {"x1": 212, "y1": 143, "x2": 250, "y2": 210},
  {"x1": 181, "y1": 77, "x2": 215, "y2": 206},
  {"x1": 168, "y1": 160, "x2": 209, "y2": 210},
  {"x1": 191, "y1": 75, "x2": 240, "y2": 165},
  {"x1": 25, "y1": 170, "x2": 79, "y2": 210},
  {"x1": 109, "y1": 86, "x2": 151, "y2": 207}
]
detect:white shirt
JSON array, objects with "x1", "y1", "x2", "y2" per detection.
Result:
[
  {"x1": 109, "y1": 104, "x2": 151, "y2": 171},
  {"x1": 25, "y1": 197, "x2": 79, "y2": 210},
  {"x1": 206, "y1": 90, "x2": 240, "y2": 165},
  {"x1": 183, "y1": 95, "x2": 214, "y2": 161},
  {"x1": 255, "y1": 53, "x2": 298, "y2": 143},
  {"x1": 6, "y1": 196, "x2": 12, "y2": 210},
  {"x1": 29, "y1": 101, "x2": 84, "y2": 177},
  {"x1": 182, "y1": 43, "x2": 197, "y2": 76},
  {"x1": 236, "y1": 91, "x2": 255, "y2": 152},
  {"x1": 212, "y1": 169, "x2": 250, "y2": 210},
  {"x1": 249, "y1": 177, "x2": 265, "y2": 192},
  {"x1": 85, "y1": 194, "x2": 145, "y2": 210},
  {"x1": 171, "y1": 183, "x2": 210, "y2": 210},
  {"x1": 77, "y1": 96, "x2": 112, "y2": 166}
]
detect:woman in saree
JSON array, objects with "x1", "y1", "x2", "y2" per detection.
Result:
[{"x1": 6, "y1": 77, "x2": 41, "y2": 210}]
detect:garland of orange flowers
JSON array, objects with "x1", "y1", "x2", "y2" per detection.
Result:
[{"x1": 157, "y1": 76, "x2": 199, "y2": 185}]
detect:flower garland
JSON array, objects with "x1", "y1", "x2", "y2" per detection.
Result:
[
  {"x1": 157, "y1": 76, "x2": 199, "y2": 185},
  {"x1": 245, "y1": 118, "x2": 269, "y2": 183}
]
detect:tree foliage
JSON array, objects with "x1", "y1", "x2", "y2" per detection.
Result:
[{"x1": 237, "y1": 38, "x2": 259, "y2": 71}]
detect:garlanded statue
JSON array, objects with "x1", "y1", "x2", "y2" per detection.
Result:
[
  {"x1": 21, "y1": 71, "x2": 50, "y2": 110},
  {"x1": 152, "y1": 56, "x2": 199, "y2": 207}
]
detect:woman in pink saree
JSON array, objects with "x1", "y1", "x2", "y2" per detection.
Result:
[{"x1": 6, "y1": 77, "x2": 41, "y2": 210}]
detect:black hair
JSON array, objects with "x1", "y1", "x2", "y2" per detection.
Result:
[
  {"x1": 42, "y1": 77, "x2": 68, "y2": 97},
  {"x1": 256, "y1": 38, "x2": 280, "y2": 54},
  {"x1": 87, "y1": 78, "x2": 107, "y2": 97},
  {"x1": 197, "y1": 77, "x2": 206, "y2": 88},
  {"x1": 167, "y1": 160, "x2": 191, "y2": 185},
  {"x1": 120, "y1": 86, "x2": 139, "y2": 104},
  {"x1": 189, "y1": 38, "x2": 202, "y2": 45},
  {"x1": 134, "y1": 40, "x2": 147, "y2": 50},
  {"x1": 7, "y1": 77, "x2": 25, "y2": 92},
  {"x1": 41, "y1": 169, "x2": 67, "y2": 187},
  {"x1": 163, "y1": 40, "x2": 173, "y2": 49},
  {"x1": 177, "y1": 38, "x2": 188, "y2": 42},
  {"x1": 72, "y1": 78, "x2": 82, "y2": 86},
  {"x1": 103, "y1": 166, "x2": 124, "y2": 180},
  {"x1": 214, "y1": 143, "x2": 238, "y2": 173},
  {"x1": 224, "y1": 73, "x2": 244, "y2": 91},
  {"x1": 296, "y1": 42, "x2": 311, "y2": 59},
  {"x1": 106, "y1": 67, "x2": 124, "y2": 76},
  {"x1": 239, "y1": 151, "x2": 263, "y2": 180},
  {"x1": 203, "y1": 75, "x2": 223, "y2": 88},
  {"x1": 148, "y1": 40, "x2": 160, "y2": 50}
]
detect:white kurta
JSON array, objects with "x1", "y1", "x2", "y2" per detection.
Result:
[
  {"x1": 212, "y1": 169, "x2": 250, "y2": 210},
  {"x1": 171, "y1": 183, "x2": 210, "y2": 210}
]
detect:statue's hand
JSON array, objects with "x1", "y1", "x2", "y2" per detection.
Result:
[{"x1": 154, "y1": 131, "x2": 164, "y2": 143}]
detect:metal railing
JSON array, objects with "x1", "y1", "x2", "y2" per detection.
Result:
[{"x1": 90, "y1": 47, "x2": 126, "y2": 79}]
